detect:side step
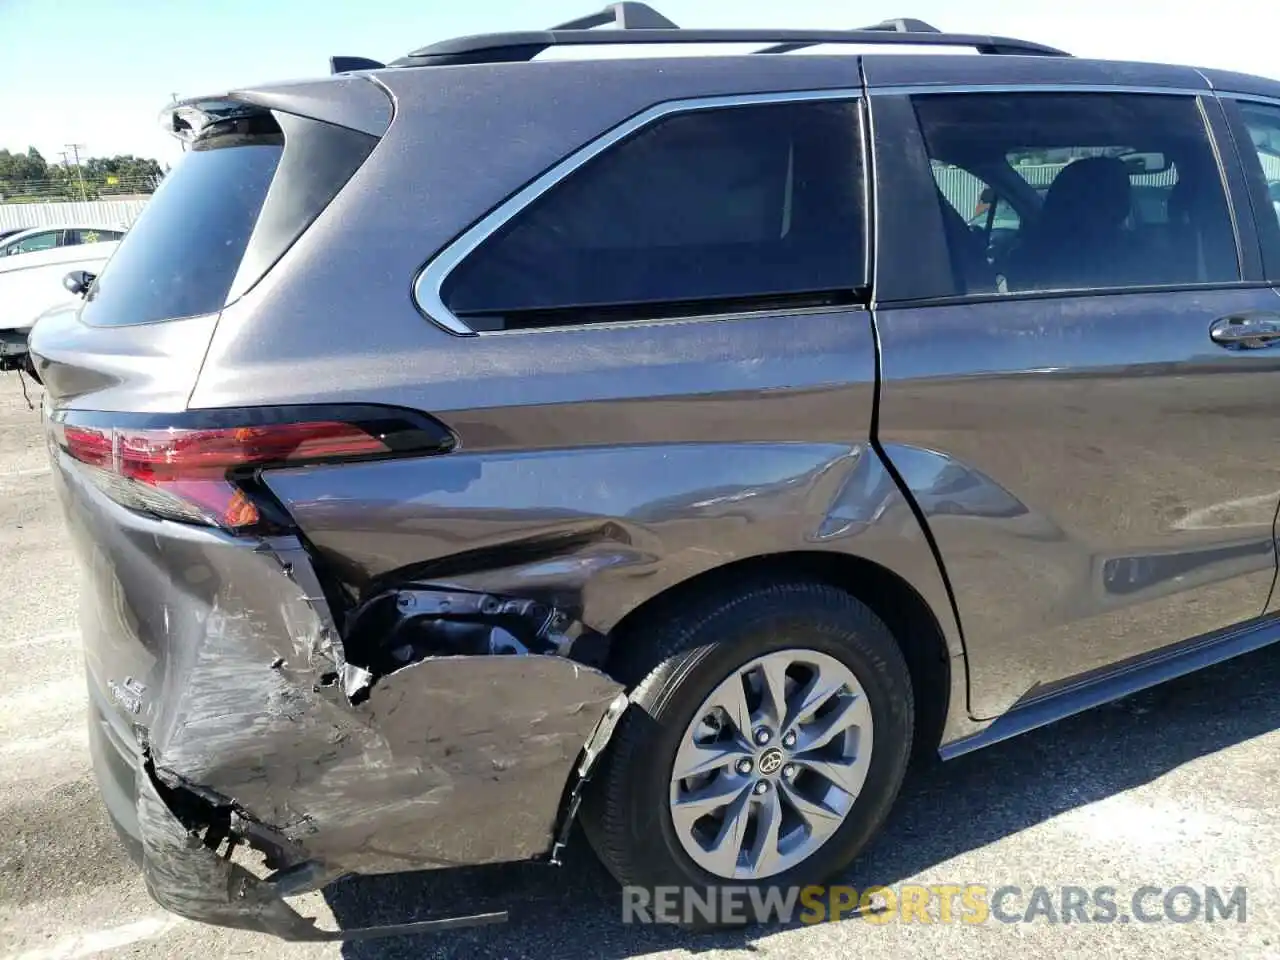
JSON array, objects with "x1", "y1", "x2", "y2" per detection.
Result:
[{"x1": 941, "y1": 614, "x2": 1280, "y2": 760}]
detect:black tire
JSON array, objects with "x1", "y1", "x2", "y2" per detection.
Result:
[{"x1": 580, "y1": 580, "x2": 914, "y2": 909}]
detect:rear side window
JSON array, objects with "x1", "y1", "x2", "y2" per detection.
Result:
[
  {"x1": 912, "y1": 93, "x2": 1238, "y2": 296},
  {"x1": 4, "y1": 230, "x2": 60, "y2": 255},
  {"x1": 1234, "y1": 101, "x2": 1280, "y2": 233},
  {"x1": 66, "y1": 229, "x2": 123, "y2": 245},
  {"x1": 441, "y1": 99, "x2": 867, "y2": 332},
  {"x1": 82, "y1": 109, "x2": 375, "y2": 327}
]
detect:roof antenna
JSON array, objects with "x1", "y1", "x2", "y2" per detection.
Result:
[{"x1": 552, "y1": 2, "x2": 679, "y2": 30}]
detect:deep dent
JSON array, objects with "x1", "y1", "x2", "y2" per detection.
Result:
[{"x1": 140, "y1": 530, "x2": 625, "y2": 933}]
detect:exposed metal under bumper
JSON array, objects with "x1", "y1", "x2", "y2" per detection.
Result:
[{"x1": 139, "y1": 760, "x2": 507, "y2": 941}]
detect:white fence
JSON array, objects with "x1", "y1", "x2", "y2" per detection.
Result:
[{"x1": 0, "y1": 198, "x2": 149, "y2": 232}]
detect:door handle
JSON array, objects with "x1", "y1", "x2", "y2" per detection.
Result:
[{"x1": 1209, "y1": 313, "x2": 1280, "y2": 349}]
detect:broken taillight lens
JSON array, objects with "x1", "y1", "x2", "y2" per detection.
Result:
[{"x1": 52, "y1": 408, "x2": 453, "y2": 531}]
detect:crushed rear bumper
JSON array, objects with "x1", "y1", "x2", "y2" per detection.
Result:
[{"x1": 64, "y1": 456, "x2": 625, "y2": 939}]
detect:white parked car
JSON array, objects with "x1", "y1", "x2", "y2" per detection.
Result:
[
  {"x1": 0, "y1": 226, "x2": 125, "y2": 366},
  {"x1": 0, "y1": 223, "x2": 125, "y2": 259}
]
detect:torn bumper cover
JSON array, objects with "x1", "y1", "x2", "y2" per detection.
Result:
[
  {"x1": 138, "y1": 761, "x2": 335, "y2": 940},
  {"x1": 66, "y1": 464, "x2": 624, "y2": 938}
]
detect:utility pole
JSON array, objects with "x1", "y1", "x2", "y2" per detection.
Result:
[
  {"x1": 64, "y1": 143, "x2": 88, "y2": 201},
  {"x1": 56, "y1": 151, "x2": 70, "y2": 202}
]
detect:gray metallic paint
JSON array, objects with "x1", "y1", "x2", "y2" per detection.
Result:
[
  {"x1": 29, "y1": 304, "x2": 218, "y2": 412},
  {"x1": 33, "y1": 47, "x2": 1280, "y2": 938},
  {"x1": 254, "y1": 305, "x2": 967, "y2": 736},
  {"x1": 875, "y1": 289, "x2": 1280, "y2": 719},
  {"x1": 187, "y1": 57, "x2": 863, "y2": 408},
  {"x1": 220, "y1": 75, "x2": 393, "y2": 136}
]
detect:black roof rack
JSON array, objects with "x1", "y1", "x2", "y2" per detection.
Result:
[
  {"x1": 551, "y1": 1, "x2": 679, "y2": 30},
  {"x1": 758, "y1": 17, "x2": 945, "y2": 55},
  {"x1": 332, "y1": 3, "x2": 1069, "y2": 73}
]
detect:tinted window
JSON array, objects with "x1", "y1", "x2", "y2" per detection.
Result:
[
  {"x1": 81, "y1": 115, "x2": 283, "y2": 326},
  {"x1": 442, "y1": 100, "x2": 866, "y2": 332},
  {"x1": 66, "y1": 228, "x2": 122, "y2": 245},
  {"x1": 912, "y1": 93, "x2": 1238, "y2": 295},
  {"x1": 81, "y1": 110, "x2": 375, "y2": 327},
  {"x1": 1235, "y1": 101, "x2": 1280, "y2": 233},
  {"x1": 930, "y1": 163, "x2": 1028, "y2": 275}
]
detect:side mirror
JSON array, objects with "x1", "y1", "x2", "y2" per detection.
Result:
[{"x1": 63, "y1": 269, "x2": 95, "y2": 297}]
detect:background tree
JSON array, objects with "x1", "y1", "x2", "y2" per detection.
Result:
[{"x1": 0, "y1": 147, "x2": 164, "y2": 201}]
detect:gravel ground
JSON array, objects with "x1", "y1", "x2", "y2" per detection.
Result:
[{"x1": 1, "y1": 374, "x2": 1280, "y2": 959}]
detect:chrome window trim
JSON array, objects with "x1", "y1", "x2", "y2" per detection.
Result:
[
  {"x1": 867, "y1": 83, "x2": 1210, "y2": 98},
  {"x1": 1218, "y1": 93, "x2": 1280, "y2": 108},
  {"x1": 412, "y1": 88, "x2": 864, "y2": 337}
]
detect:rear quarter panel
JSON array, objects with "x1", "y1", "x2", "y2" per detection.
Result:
[{"x1": 193, "y1": 56, "x2": 967, "y2": 737}]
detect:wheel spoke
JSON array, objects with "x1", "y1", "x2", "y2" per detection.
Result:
[
  {"x1": 704, "y1": 788, "x2": 752, "y2": 876},
  {"x1": 668, "y1": 648, "x2": 871, "y2": 881},
  {"x1": 671, "y1": 740, "x2": 748, "y2": 783},
  {"x1": 796, "y1": 753, "x2": 871, "y2": 798},
  {"x1": 794, "y1": 694, "x2": 870, "y2": 753},
  {"x1": 787, "y1": 665, "x2": 848, "y2": 728},
  {"x1": 780, "y1": 779, "x2": 844, "y2": 837},
  {"x1": 710, "y1": 674, "x2": 754, "y2": 744},
  {"x1": 671, "y1": 776, "x2": 748, "y2": 831},
  {"x1": 746, "y1": 788, "x2": 784, "y2": 877},
  {"x1": 758, "y1": 657, "x2": 790, "y2": 729}
]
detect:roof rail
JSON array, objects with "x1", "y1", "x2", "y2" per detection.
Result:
[
  {"x1": 552, "y1": 2, "x2": 678, "y2": 31},
  {"x1": 759, "y1": 16, "x2": 946, "y2": 55},
  {"x1": 363, "y1": 4, "x2": 1069, "y2": 69},
  {"x1": 394, "y1": 28, "x2": 1070, "y2": 66},
  {"x1": 864, "y1": 18, "x2": 943, "y2": 33}
]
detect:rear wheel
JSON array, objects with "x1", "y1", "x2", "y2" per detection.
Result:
[{"x1": 581, "y1": 581, "x2": 914, "y2": 904}]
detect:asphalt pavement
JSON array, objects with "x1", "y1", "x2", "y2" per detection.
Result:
[{"x1": 2, "y1": 374, "x2": 1280, "y2": 959}]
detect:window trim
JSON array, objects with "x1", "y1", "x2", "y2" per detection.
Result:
[
  {"x1": 412, "y1": 88, "x2": 866, "y2": 337},
  {"x1": 867, "y1": 83, "x2": 1210, "y2": 99},
  {"x1": 878, "y1": 84, "x2": 1254, "y2": 304}
]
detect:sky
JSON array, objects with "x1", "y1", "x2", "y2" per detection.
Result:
[{"x1": 2, "y1": 0, "x2": 1277, "y2": 165}]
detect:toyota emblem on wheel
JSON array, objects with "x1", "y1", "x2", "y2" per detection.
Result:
[{"x1": 758, "y1": 747, "x2": 784, "y2": 776}]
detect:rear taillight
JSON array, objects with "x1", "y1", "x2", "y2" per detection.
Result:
[{"x1": 51, "y1": 406, "x2": 454, "y2": 531}]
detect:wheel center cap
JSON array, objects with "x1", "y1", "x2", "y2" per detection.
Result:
[{"x1": 758, "y1": 746, "x2": 784, "y2": 776}]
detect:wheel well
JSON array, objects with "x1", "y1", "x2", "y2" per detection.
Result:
[{"x1": 606, "y1": 551, "x2": 953, "y2": 755}]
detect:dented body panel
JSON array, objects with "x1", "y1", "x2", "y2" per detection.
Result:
[
  {"x1": 263, "y1": 428, "x2": 962, "y2": 662},
  {"x1": 33, "y1": 52, "x2": 967, "y2": 939},
  {"x1": 57, "y1": 454, "x2": 622, "y2": 933}
]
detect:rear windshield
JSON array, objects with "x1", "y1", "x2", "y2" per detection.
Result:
[{"x1": 82, "y1": 109, "x2": 375, "y2": 327}]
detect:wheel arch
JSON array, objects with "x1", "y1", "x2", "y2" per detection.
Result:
[{"x1": 606, "y1": 550, "x2": 957, "y2": 755}]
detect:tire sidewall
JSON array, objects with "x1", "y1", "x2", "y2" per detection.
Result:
[{"x1": 618, "y1": 600, "x2": 912, "y2": 891}]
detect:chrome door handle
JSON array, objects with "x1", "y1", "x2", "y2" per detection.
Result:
[{"x1": 1209, "y1": 313, "x2": 1280, "y2": 349}]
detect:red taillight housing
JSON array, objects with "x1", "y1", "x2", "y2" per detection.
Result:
[{"x1": 51, "y1": 407, "x2": 454, "y2": 531}]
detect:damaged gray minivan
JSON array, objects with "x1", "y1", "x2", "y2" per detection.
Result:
[{"x1": 31, "y1": 1, "x2": 1280, "y2": 941}]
